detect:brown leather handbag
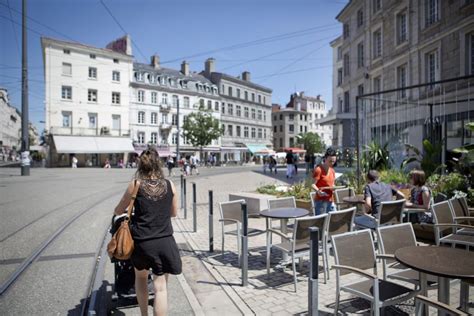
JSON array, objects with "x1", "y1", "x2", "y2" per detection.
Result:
[{"x1": 107, "y1": 180, "x2": 140, "y2": 260}]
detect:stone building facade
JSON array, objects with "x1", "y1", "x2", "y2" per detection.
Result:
[
  {"x1": 41, "y1": 36, "x2": 135, "y2": 167},
  {"x1": 321, "y1": 0, "x2": 474, "y2": 153},
  {"x1": 0, "y1": 87, "x2": 21, "y2": 151},
  {"x1": 202, "y1": 59, "x2": 273, "y2": 162},
  {"x1": 130, "y1": 57, "x2": 221, "y2": 159}
]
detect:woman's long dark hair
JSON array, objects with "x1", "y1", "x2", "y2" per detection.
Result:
[{"x1": 135, "y1": 147, "x2": 164, "y2": 179}]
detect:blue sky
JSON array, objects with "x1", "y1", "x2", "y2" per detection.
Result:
[{"x1": 0, "y1": 0, "x2": 347, "y2": 132}]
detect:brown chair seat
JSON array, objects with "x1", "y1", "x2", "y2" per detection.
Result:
[{"x1": 440, "y1": 233, "x2": 474, "y2": 246}]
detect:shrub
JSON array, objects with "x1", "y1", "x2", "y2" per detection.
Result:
[
  {"x1": 379, "y1": 169, "x2": 409, "y2": 188},
  {"x1": 336, "y1": 170, "x2": 365, "y2": 194},
  {"x1": 256, "y1": 184, "x2": 278, "y2": 195},
  {"x1": 426, "y1": 173, "x2": 469, "y2": 199}
]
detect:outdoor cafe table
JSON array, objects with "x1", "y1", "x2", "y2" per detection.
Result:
[
  {"x1": 260, "y1": 207, "x2": 309, "y2": 262},
  {"x1": 342, "y1": 195, "x2": 365, "y2": 213},
  {"x1": 395, "y1": 246, "x2": 474, "y2": 315}
]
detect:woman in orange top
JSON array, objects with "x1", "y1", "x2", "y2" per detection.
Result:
[{"x1": 312, "y1": 148, "x2": 337, "y2": 215}]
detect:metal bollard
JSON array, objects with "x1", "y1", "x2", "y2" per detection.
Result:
[
  {"x1": 180, "y1": 175, "x2": 184, "y2": 209},
  {"x1": 308, "y1": 227, "x2": 319, "y2": 316},
  {"x1": 183, "y1": 178, "x2": 187, "y2": 219},
  {"x1": 241, "y1": 202, "x2": 248, "y2": 287},
  {"x1": 208, "y1": 190, "x2": 214, "y2": 252},
  {"x1": 192, "y1": 182, "x2": 197, "y2": 232}
]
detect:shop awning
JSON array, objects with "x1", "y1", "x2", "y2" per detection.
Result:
[
  {"x1": 245, "y1": 144, "x2": 270, "y2": 154},
  {"x1": 220, "y1": 146, "x2": 248, "y2": 152},
  {"x1": 53, "y1": 135, "x2": 134, "y2": 154}
]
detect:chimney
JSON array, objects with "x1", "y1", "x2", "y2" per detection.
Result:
[
  {"x1": 181, "y1": 61, "x2": 189, "y2": 76},
  {"x1": 204, "y1": 58, "x2": 215, "y2": 76},
  {"x1": 151, "y1": 55, "x2": 160, "y2": 69},
  {"x1": 317, "y1": 94, "x2": 321, "y2": 100},
  {"x1": 242, "y1": 71, "x2": 251, "y2": 82}
]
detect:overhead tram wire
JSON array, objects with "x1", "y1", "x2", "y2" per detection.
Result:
[
  {"x1": 159, "y1": 23, "x2": 340, "y2": 65},
  {"x1": 220, "y1": 34, "x2": 337, "y2": 71},
  {"x1": 0, "y1": 2, "x2": 78, "y2": 43},
  {"x1": 6, "y1": 0, "x2": 20, "y2": 57},
  {"x1": 259, "y1": 40, "x2": 332, "y2": 84},
  {"x1": 99, "y1": 0, "x2": 148, "y2": 63}
]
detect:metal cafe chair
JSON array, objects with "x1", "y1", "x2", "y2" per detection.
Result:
[
  {"x1": 266, "y1": 214, "x2": 328, "y2": 292},
  {"x1": 218, "y1": 199, "x2": 265, "y2": 265},
  {"x1": 331, "y1": 229, "x2": 418, "y2": 316},
  {"x1": 376, "y1": 223, "x2": 438, "y2": 289}
]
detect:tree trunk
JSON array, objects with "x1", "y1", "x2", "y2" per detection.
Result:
[{"x1": 200, "y1": 145, "x2": 203, "y2": 164}]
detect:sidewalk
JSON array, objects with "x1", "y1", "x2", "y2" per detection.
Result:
[{"x1": 173, "y1": 169, "x2": 472, "y2": 315}]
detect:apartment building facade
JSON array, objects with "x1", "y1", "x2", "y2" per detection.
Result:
[
  {"x1": 321, "y1": 0, "x2": 474, "y2": 153},
  {"x1": 41, "y1": 36, "x2": 134, "y2": 167},
  {"x1": 272, "y1": 105, "x2": 308, "y2": 150},
  {"x1": 130, "y1": 57, "x2": 221, "y2": 158},
  {"x1": 0, "y1": 87, "x2": 21, "y2": 151},
  {"x1": 202, "y1": 58, "x2": 273, "y2": 162},
  {"x1": 286, "y1": 92, "x2": 332, "y2": 146}
]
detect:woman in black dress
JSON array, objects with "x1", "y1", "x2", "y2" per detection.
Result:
[{"x1": 114, "y1": 148, "x2": 181, "y2": 316}]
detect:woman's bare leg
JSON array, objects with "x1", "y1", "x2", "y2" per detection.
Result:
[
  {"x1": 135, "y1": 268, "x2": 150, "y2": 316},
  {"x1": 153, "y1": 273, "x2": 168, "y2": 316}
]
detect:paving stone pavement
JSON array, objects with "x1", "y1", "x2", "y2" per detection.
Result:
[{"x1": 174, "y1": 169, "x2": 474, "y2": 315}]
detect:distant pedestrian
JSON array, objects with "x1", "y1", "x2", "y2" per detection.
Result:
[
  {"x1": 71, "y1": 155, "x2": 78, "y2": 168},
  {"x1": 104, "y1": 159, "x2": 111, "y2": 169},
  {"x1": 113, "y1": 147, "x2": 181, "y2": 316},
  {"x1": 285, "y1": 150, "x2": 295, "y2": 178},
  {"x1": 166, "y1": 155, "x2": 174, "y2": 177},
  {"x1": 305, "y1": 153, "x2": 311, "y2": 175}
]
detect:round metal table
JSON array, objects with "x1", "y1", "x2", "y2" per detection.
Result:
[
  {"x1": 260, "y1": 207, "x2": 309, "y2": 262},
  {"x1": 395, "y1": 246, "x2": 474, "y2": 315},
  {"x1": 342, "y1": 195, "x2": 365, "y2": 205}
]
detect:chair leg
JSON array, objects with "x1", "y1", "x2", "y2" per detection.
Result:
[
  {"x1": 460, "y1": 281, "x2": 469, "y2": 312},
  {"x1": 221, "y1": 226, "x2": 225, "y2": 256},
  {"x1": 237, "y1": 227, "x2": 242, "y2": 267},
  {"x1": 266, "y1": 231, "x2": 271, "y2": 275},
  {"x1": 292, "y1": 255, "x2": 297, "y2": 292},
  {"x1": 322, "y1": 248, "x2": 327, "y2": 284},
  {"x1": 334, "y1": 288, "x2": 340, "y2": 315},
  {"x1": 325, "y1": 242, "x2": 331, "y2": 280}
]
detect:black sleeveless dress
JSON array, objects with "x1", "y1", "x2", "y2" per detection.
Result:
[{"x1": 130, "y1": 178, "x2": 182, "y2": 276}]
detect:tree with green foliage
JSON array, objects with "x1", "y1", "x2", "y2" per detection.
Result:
[
  {"x1": 296, "y1": 132, "x2": 325, "y2": 155},
  {"x1": 182, "y1": 107, "x2": 223, "y2": 159}
]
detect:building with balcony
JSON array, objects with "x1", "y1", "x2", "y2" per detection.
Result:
[
  {"x1": 202, "y1": 58, "x2": 273, "y2": 163},
  {"x1": 130, "y1": 56, "x2": 221, "y2": 158},
  {"x1": 321, "y1": 0, "x2": 474, "y2": 155},
  {"x1": 286, "y1": 92, "x2": 332, "y2": 147},
  {"x1": 0, "y1": 87, "x2": 21, "y2": 154},
  {"x1": 41, "y1": 36, "x2": 134, "y2": 167}
]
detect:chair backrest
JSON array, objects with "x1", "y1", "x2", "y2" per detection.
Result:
[
  {"x1": 326, "y1": 207, "x2": 356, "y2": 238},
  {"x1": 458, "y1": 196, "x2": 469, "y2": 216},
  {"x1": 431, "y1": 200, "x2": 454, "y2": 224},
  {"x1": 434, "y1": 192, "x2": 447, "y2": 203},
  {"x1": 267, "y1": 196, "x2": 296, "y2": 210},
  {"x1": 450, "y1": 198, "x2": 465, "y2": 218},
  {"x1": 415, "y1": 295, "x2": 468, "y2": 316},
  {"x1": 219, "y1": 200, "x2": 244, "y2": 226},
  {"x1": 293, "y1": 214, "x2": 328, "y2": 247},
  {"x1": 378, "y1": 199, "x2": 405, "y2": 225},
  {"x1": 334, "y1": 187, "x2": 353, "y2": 203},
  {"x1": 377, "y1": 223, "x2": 417, "y2": 255},
  {"x1": 332, "y1": 229, "x2": 376, "y2": 275}
]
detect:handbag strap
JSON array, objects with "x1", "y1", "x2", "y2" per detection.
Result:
[{"x1": 126, "y1": 180, "x2": 140, "y2": 219}]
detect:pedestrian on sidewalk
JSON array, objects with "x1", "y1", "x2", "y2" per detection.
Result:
[
  {"x1": 114, "y1": 147, "x2": 182, "y2": 316},
  {"x1": 71, "y1": 155, "x2": 78, "y2": 168},
  {"x1": 166, "y1": 155, "x2": 174, "y2": 177}
]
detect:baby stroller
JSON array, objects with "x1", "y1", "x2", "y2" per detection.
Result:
[{"x1": 110, "y1": 214, "x2": 154, "y2": 303}]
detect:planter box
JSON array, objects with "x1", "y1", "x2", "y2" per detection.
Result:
[{"x1": 296, "y1": 199, "x2": 312, "y2": 212}]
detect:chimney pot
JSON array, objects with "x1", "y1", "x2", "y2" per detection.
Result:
[
  {"x1": 181, "y1": 61, "x2": 189, "y2": 76},
  {"x1": 151, "y1": 55, "x2": 160, "y2": 69},
  {"x1": 242, "y1": 71, "x2": 251, "y2": 82},
  {"x1": 204, "y1": 58, "x2": 215, "y2": 77}
]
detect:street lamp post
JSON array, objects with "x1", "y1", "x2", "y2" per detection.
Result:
[{"x1": 21, "y1": 0, "x2": 30, "y2": 176}]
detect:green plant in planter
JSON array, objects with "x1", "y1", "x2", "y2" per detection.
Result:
[
  {"x1": 402, "y1": 139, "x2": 444, "y2": 177},
  {"x1": 379, "y1": 169, "x2": 409, "y2": 188},
  {"x1": 256, "y1": 184, "x2": 279, "y2": 195},
  {"x1": 426, "y1": 172, "x2": 469, "y2": 199},
  {"x1": 362, "y1": 141, "x2": 392, "y2": 171},
  {"x1": 336, "y1": 170, "x2": 365, "y2": 194},
  {"x1": 283, "y1": 181, "x2": 312, "y2": 200}
]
